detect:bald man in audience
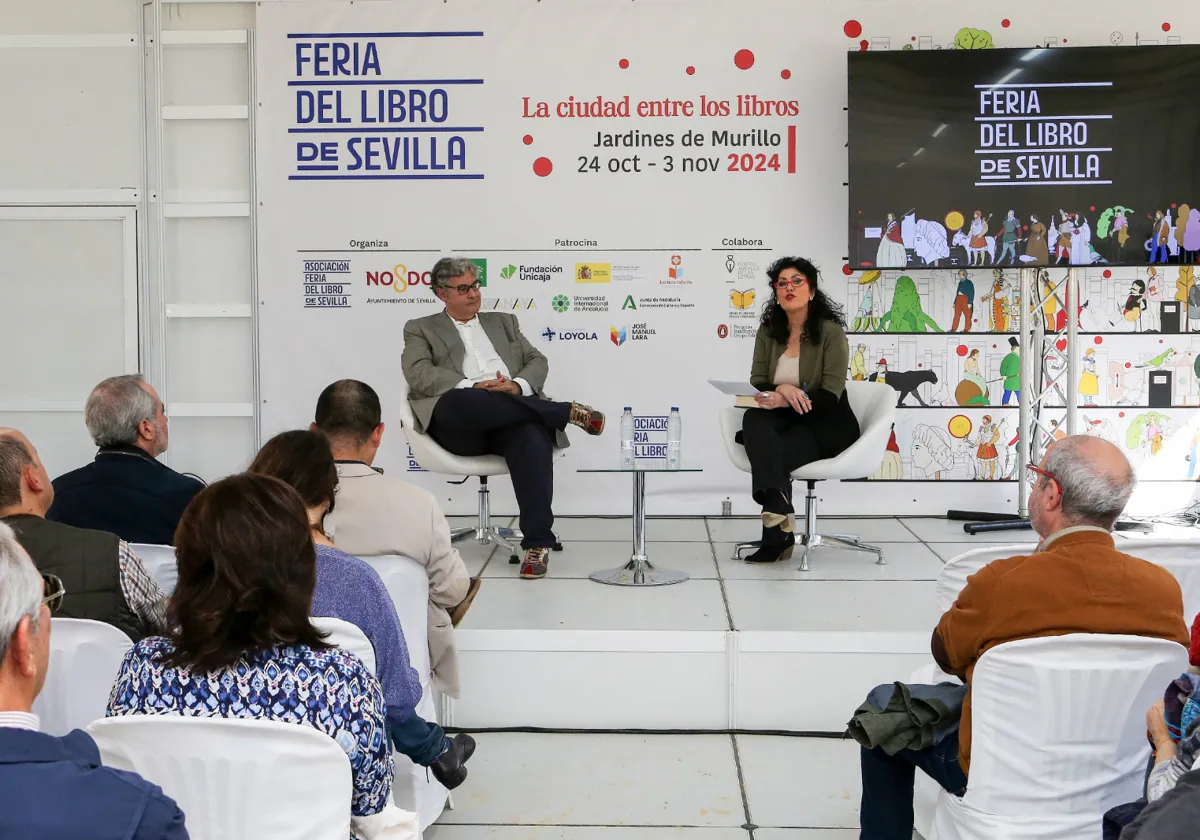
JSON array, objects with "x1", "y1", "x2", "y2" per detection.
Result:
[
  {"x1": 858, "y1": 436, "x2": 1190, "y2": 840},
  {"x1": 0, "y1": 429, "x2": 169, "y2": 642}
]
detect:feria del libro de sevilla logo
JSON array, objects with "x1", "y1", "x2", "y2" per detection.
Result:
[{"x1": 366, "y1": 260, "x2": 486, "y2": 294}]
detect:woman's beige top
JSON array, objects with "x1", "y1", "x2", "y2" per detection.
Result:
[
  {"x1": 751, "y1": 320, "x2": 850, "y2": 397},
  {"x1": 773, "y1": 353, "x2": 802, "y2": 387}
]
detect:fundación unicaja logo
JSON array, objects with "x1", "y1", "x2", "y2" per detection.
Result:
[
  {"x1": 500, "y1": 265, "x2": 517, "y2": 280},
  {"x1": 552, "y1": 295, "x2": 570, "y2": 313}
]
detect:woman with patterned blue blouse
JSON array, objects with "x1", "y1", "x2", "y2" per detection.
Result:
[{"x1": 106, "y1": 473, "x2": 395, "y2": 823}]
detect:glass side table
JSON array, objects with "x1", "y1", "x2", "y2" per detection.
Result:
[{"x1": 575, "y1": 464, "x2": 703, "y2": 586}]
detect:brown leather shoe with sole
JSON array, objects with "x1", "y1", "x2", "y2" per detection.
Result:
[
  {"x1": 448, "y1": 577, "x2": 481, "y2": 627},
  {"x1": 569, "y1": 403, "x2": 605, "y2": 435}
]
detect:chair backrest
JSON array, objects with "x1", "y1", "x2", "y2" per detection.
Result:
[
  {"x1": 1119, "y1": 540, "x2": 1200, "y2": 625},
  {"x1": 936, "y1": 544, "x2": 1033, "y2": 614},
  {"x1": 965, "y1": 633, "x2": 1187, "y2": 820},
  {"x1": 359, "y1": 556, "x2": 431, "y2": 680},
  {"x1": 129, "y1": 543, "x2": 178, "y2": 595},
  {"x1": 843, "y1": 380, "x2": 898, "y2": 459},
  {"x1": 89, "y1": 716, "x2": 352, "y2": 840},
  {"x1": 311, "y1": 616, "x2": 376, "y2": 674},
  {"x1": 32, "y1": 618, "x2": 132, "y2": 736}
]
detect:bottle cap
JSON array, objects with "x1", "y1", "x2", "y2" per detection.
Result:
[
  {"x1": 671, "y1": 406, "x2": 679, "y2": 411},
  {"x1": 624, "y1": 406, "x2": 632, "y2": 411}
]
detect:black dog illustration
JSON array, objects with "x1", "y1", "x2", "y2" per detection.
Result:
[{"x1": 868, "y1": 369, "x2": 939, "y2": 407}]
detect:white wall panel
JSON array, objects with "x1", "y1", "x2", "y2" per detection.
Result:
[
  {"x1": 165, "y1": 217, "x2": 254, "y2": 304},
  {"x1": 167, "y1": 318, "x2": 256, "y2": 404}
]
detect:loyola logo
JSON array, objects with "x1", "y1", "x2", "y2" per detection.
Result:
[{"x1": 500, "y1": 265, "x2": 517, "y2": 279}]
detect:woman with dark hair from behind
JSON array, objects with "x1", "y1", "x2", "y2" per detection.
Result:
[
  {"x1": 247, "y1": 429, "x2": 475, "y2": 789},
  {"x1": 740, "y1": 257, "x2": 859, "y2": 563},
  {"x1": 106, "y1": 473, "x2": 395, "y2": 825}
]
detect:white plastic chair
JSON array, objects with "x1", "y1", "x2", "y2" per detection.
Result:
[
  {"x1": 129, "y1": 543, "x2": 178, "y2": 594},
  {"x1": 32, "y1": 618, "x2": 131, "y2": 736},
  {"x1": 719, "y1": 380, "x2": 897, "y2": 570},
  {"x1": 926, "y1": 634, "x2": 1187, "y2": 839},
  {"x1": 1119, "y1": 539, "x2": 1200, "y2": 624},
  {"x1": 88, "y1": 716, "x2": 354, "y2": 840},
  {"x1": 312, "y1": 616, "x2": 376, "y2": 673},
  {"x1": 397, "y1": 377, "x2": 525, "y2": 560},
  {"x1": 357, "y1": 555, "x2": 447, "y2": 830}
]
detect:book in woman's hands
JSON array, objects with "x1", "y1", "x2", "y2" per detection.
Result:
[{"x1": 708, "y1": 380, "x2": 766, "y2": 408}]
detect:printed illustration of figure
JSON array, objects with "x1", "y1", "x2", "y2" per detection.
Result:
[
  {"x1": 1150, "y1": 210, "x2": 1171, "y2": 264},
  {"x1": 912, "y1": 218, "x2": 951, "y2": 265},
  {"x1": 950, "y1": 269, "x2": 975, "y2": 332},
  {"x1": 955, "y1": 349, "x2": 990, "y2": 406},
  {"x1": 876, "y1": 275, "x2": 944, "y2": 333},
  {"x1": 876, "y1": 357, "x2": 888, "y2": 383},
  {"x1": 1000, "y1": 336, "x2": 1021, "y2": 405},
  {"x1": 1113, "y1": 208, "x2": 1130, "y2": 261},
  {"x1": 955, "y1": 211, "x2": 994, "y2": 266},
  {"x1": 1038, "y1": 269, "x2": 1059, "y2": 330},
  {"x1": 1188, "y1": 428, "x2": 1200, "y2": 479},
  {"x1": 1123, "y1": 279, "x2": 1147, "y2": 331},
  {"x1": 1082, "y1": 415, "x2": 1118, "y2": 445},
  {"x1": 869, "y1": 425, "x2": 904, "y2": 479},
  {"x1": 998, "y1": 209, "x2": 1021, "y2": 264},
  {"x1": 852, "y1": 270, "x2": 881, "y2": 332},
  {"x1": 1136, "y1": 347, "x2": 1176, "y2": 369},
  {"x1": 970, "y1": 415, "x2": 1001, "y2": 480},
  {"x1": 911, "y1": 424, "x2": 956, "y2": 480},
  {"x1": 1144, "y1": 267, "x2": 1163, "y2": 332},
  {"x1": 1185, "y1": 209, "x2": 1200, "y2": 263},
  {"x1": 1055, "y1": 211, "x2": 1076, "y2": 263},
  {"x1": 876, "y1": 213, "x2": 907, "y2": 268},
  {"x1": 1127, "y1": 411, "x2": 1171, "y2": 457},
  {"x1": 851, "y1": 343, "x2": 868, "y2": 380},
  {"x1": 1145, "y1": 415, "x2": 1164, "y2": 457},
  {"x1": 1079, "y1": 348, "x2": 1100, "y2": 406},
  {"x1": 1070, "y1": 215, "x2": 1092, "y2": 265},
  {"x1": 980, "y1": 270, "x2": 1010, "y2": 332},
  {"x1": 1026, "y1": 214, "x2": 1050, "y2": 264},
  {"x1": 1181, "y1": 266, "x2": 1200, "y2": 331},
  {"x1": 1048, "y1": 419, "x2": 1067, "y2": 442}
]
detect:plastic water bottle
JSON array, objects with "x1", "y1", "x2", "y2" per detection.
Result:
[
  {"x1": 620, "y1": 407, "x2": 635, "y2": 469},
  {"x1": 667, "y1": 407, "x2": 682, "y2": 470}
]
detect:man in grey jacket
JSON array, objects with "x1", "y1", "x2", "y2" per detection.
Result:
[{"x1": 401, "y1": 257, "x2": 604, "y2": 579}]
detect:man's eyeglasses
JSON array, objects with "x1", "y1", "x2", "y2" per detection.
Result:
[
  {"x1": 774, "y1": 277, "x2": 808, "y2": 290},
  {"x1": 42, "y1": 573, "x2": 65, "y2": 613},
  {"x1": 448, "y1": 281, "x2": 481, "y2": 295},
  {"x1": 1026, "y1": 464, "x2": 1060, "y2": 492}
]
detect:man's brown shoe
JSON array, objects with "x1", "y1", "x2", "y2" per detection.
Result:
[
  {"x1": 519, "y1": 547, "x2": 551, "y2": 579},
  {"x1": 448, "y1": 577, "x2": 481, "y2": 627},
  {"x1": 569, "y1": 403, "x2": 605, "y2": 436}
]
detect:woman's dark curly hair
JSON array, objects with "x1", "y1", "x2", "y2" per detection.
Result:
[
  {"x1": 760, "y1": 256, "x2": 847, "y2": 344},
  {"x1": 164, "y1": 473, "x2": 329, "y2": 671}
]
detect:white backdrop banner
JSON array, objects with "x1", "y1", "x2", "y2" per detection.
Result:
[{"x1": 255, "y1": 0, "x2": 1200, "y2": 517}]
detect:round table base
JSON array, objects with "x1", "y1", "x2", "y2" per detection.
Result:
[{"x1": 588, "y1": 557, "x2": 689, "y2": 587}]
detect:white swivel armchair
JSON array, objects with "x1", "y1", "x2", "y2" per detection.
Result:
[
  {"x1": 396, "y1": 378, "x2": 559, "y2": 563},
  {"x1": 32, "y1": 618, "x2": 132, "y2": 736},
  {"x1": 129, "y1": 543, "x2": 178, "y2": 594},
  {"x1": 719, "y1": 380, "x2": 897, "y2": 571}
]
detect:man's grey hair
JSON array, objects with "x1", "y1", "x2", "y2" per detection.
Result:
[
  {"x1": 430, "y1": 257, "x2": 479, "y2": 295},
  {"x1": 84, "y1": 374, "x2": 155, "y2": 447},
  {"x1": 1042, "y1": 437, "x2": 1136, "y2": 529},
  {"x1": 0, "y1": 521, "x2": 43, "y2": 663},
  {"x1": 0, "y1": 434, "x2": 34, "y2": 510}
]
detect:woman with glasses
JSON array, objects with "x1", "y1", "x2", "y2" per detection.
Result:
[
  {"x1": 106, "y1": 473, "x2": 396, "y2": 828},
  {"x1": 738, "y1": 257, "x2": 859, "y2": 563}
]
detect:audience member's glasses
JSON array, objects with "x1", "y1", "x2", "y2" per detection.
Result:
[
  {"x1": 1026, "y1": 464, "x2": 1060, "y2": 492},
  {"x1": 42, "y1": 573, "x2": 65, "y2": 613},
  {"x1": 449, "y1": 281, "x2": 481, "y2": 295},
  {"x1": 774, "y1": 277, "x2": 807, "y2": 290}
]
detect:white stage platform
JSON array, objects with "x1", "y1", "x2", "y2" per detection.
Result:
[{"x1": 442, "y1": 515, "x2": 1049, "y2": 733}]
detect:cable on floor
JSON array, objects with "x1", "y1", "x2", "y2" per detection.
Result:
[{"x1": 444, "y1": 726, "x2": 849, "y2": 738}]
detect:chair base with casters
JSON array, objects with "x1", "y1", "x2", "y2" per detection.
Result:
[
  {"x1": 445, "y1": 475, "x2": 565, "y2": 564},
  {"x1": 732, "y1": 479, "x2": 886, "y2": 572}
]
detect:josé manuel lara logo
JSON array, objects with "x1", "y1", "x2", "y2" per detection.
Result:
[{"x1": 611, "y1": 323, "x2": 657, "y2": 345}]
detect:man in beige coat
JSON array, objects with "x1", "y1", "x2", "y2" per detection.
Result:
[{"x1": 314, "y1": 379, "x2": 478, "y2": 698}]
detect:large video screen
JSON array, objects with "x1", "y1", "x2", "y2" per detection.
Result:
[{"x1": 848, "y1": 45, "x2": 1200, "y2": 270}]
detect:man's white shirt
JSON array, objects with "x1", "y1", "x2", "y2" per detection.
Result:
[{"x1": 449, "y1": 315, "x2": 533, "y2": 395}]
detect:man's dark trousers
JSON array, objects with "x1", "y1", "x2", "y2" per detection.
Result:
[{"x1": 429, "y1": 388, "x2": 570, "y2": 549}]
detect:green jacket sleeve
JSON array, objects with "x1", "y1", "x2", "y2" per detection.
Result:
[
  {"x1": 750, "y1": 326, "x2": 773, "y2": 391},
  {"x1": 809, "y1": 322, "x2": 850, "y2": 411}
]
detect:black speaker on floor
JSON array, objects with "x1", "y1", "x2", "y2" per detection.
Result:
[
  {"x1": 1162, "y1": 301, "x2": 1181, "y2": 334},
  {"x1": 1149, "y1": 370, "x2": 1173, "y2": 408}
]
